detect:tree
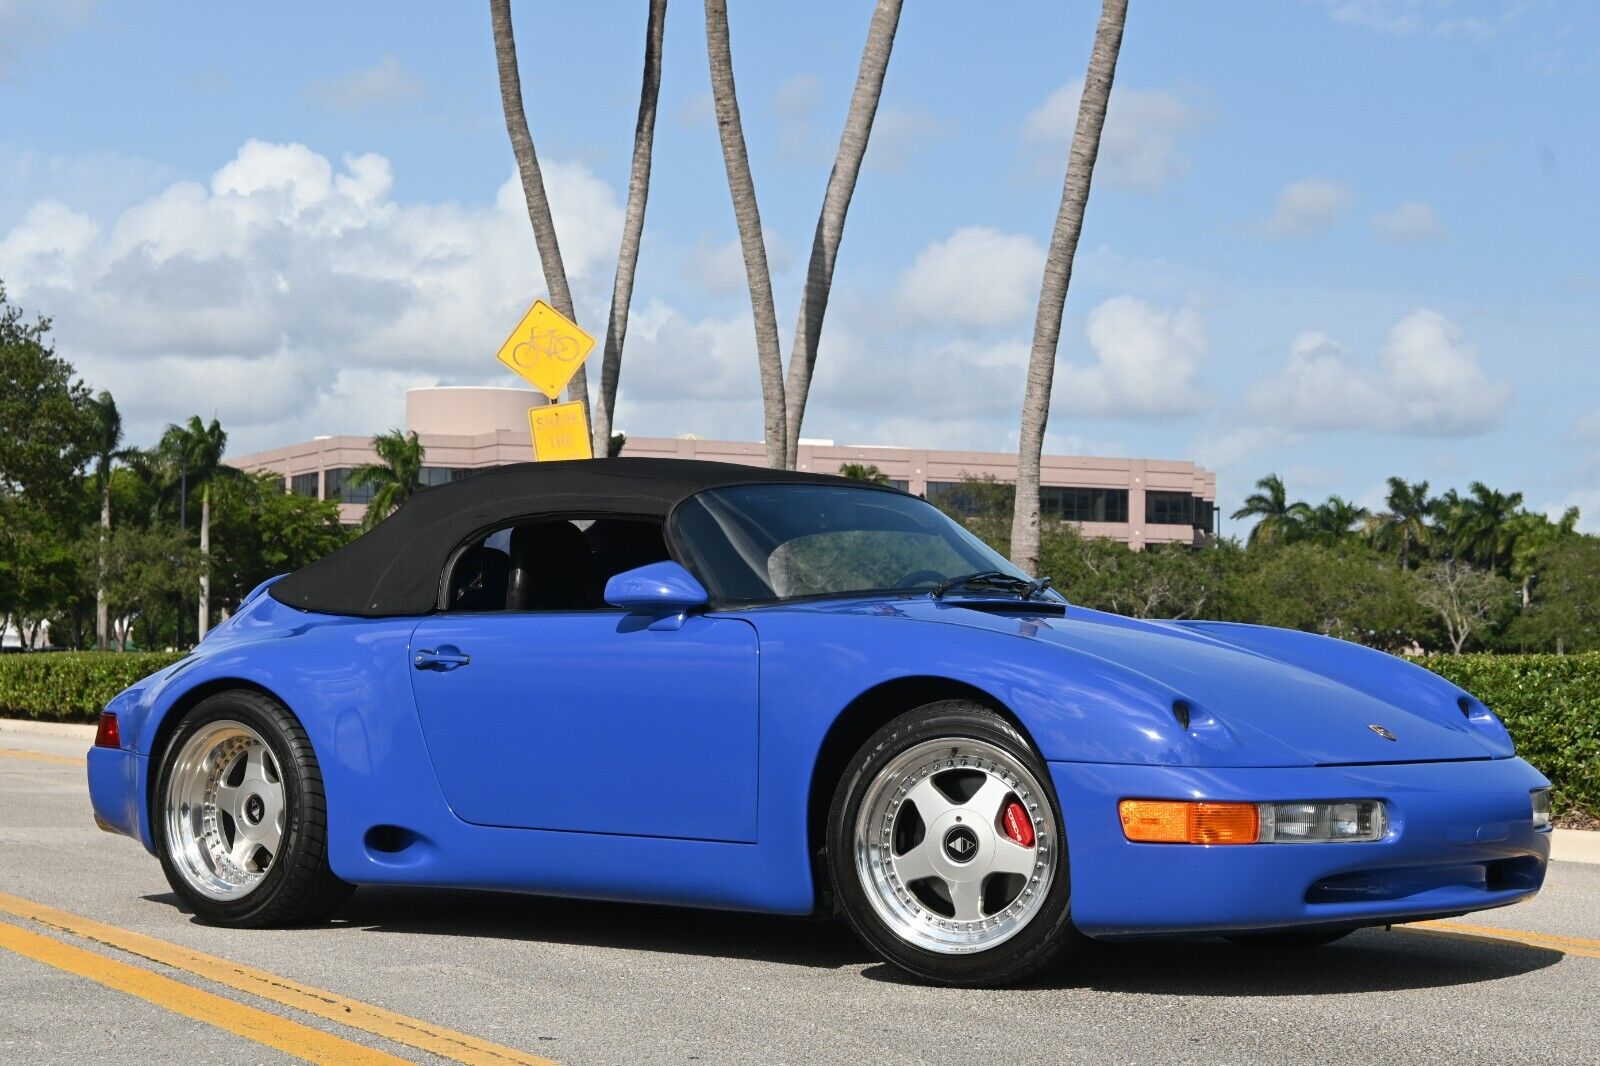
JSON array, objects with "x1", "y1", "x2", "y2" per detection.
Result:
[
  {"x1": 1044, "y1": 529, "x2": 1248, "y2": 621},
  {"x1": 1417, "y1": 558, "x2": 1514, "y2": 654},
  {"x1": 103, "y1": 523, "x2": 200, "y2": 652},
  {"x1": 781, "y1": 0, "x2": 904, "y2": 469},
  {"x1": 1230, "y1": 474, "x2": 1310, "y2": 546},
  {"x1": 0, "y1": 282, "x2": 94, "y2": 518},
  {"x1": 1009, "y1": 0, "x2": 1128, "y2": 574},
  {"x1": 208, "y1": 472, "x2": 350, "y2": 612},
  {"x1": 704, "y1": 0, "x2": 786, "y2": 467},
  {"x1": 1366, "y1": 476, "x2": 1433, "y2": 568},
  {"x1": 349, "y1": 430, "x2": 424, "y2": 529},
  {"x1": 1304, "y1": 495, "x2": 1369, "y2": 546},
  {"x1": 1509, "y1": 506, "x2": 1579, "y2": 609},
  {"x1": 838, "y1": 463, "x2": 891, "y2": 485},
  {"x1": 87, "y1": 391, "x2": 138, "y2": 649},
  {"x1": 490, "y1": 0, "x2": 588, "y2": 411},
  {"x1": 1443, "y1": 481, "x2": 1524, "y2": 573},
  {"x1": 1507, "y1": 534, "x2": 1600, "y2": 653},
  {"x1": 591, "y1": 0, "x2": 668, "y2": 456},
  {"x1": 1243, "y1": 542, "x2": 1429, "y2": 651},
  {"x1": 157, "y1": 416, "x2": 227, "y2": 641}
]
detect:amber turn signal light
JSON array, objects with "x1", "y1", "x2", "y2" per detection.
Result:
[{"x1": 1119, "y1": 799, "x2": 1259, "y2": 844}]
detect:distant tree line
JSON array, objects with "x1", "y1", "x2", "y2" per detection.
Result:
[{"x1": 894, "y1": 470, "x2": 1598, "y2": 656}]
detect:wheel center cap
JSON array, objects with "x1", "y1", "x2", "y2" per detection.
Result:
[
  {"x1": 243, "y1": 794, "x2": 265, "y2": 825},
  {"x1": 942, "y1": 825, "x2": 979, "y2": 864}
]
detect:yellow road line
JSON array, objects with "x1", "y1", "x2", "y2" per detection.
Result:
[
  {"x1": 0, "y1": 748, "x2": 86, "y2": 767},
  {"x1": 0, "y1": 920, "x2": 406, "y2": 1065},
  {"x1": 0, "y1": 892, "x2": 557, "y2": 1065},
  {"x1": 1404, "y1": 920, "x2": 1600, "y2": 960}
]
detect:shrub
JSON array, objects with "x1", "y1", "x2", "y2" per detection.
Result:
[
  {"x1": 1414, "y1": 652, "x2": 1600, "y2": 822},
  {"x1": 0, "y1": 651, "x2": 185, "y2": 721}
]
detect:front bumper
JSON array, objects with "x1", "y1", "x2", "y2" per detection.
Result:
[{"x1": 1051, "y1": 757, "x2": 1550, "y2": 939}]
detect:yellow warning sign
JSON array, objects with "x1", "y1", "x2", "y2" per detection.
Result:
[
  {"x1": 496, "y1": 299, "x2": 596, "y2": 400},
  {"x1": 529, "y1": 401, "x2": 593, "y2": 461}
]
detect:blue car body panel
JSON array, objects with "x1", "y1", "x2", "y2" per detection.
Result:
[{"x1": 92, "y1": 576, "x2": 1549, "y2": 932}]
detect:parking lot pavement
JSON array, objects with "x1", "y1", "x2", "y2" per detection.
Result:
[{"x1": 4, "y1": 734, "x2": 1598, "y2": 1066}]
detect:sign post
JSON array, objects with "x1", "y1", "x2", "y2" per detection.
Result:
[{"x1": 495, "y1": 299, "x2": 597, "y2": 460}]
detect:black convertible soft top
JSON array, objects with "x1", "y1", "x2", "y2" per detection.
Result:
[{"x1": 268, "y1": 457, "x2": 859, "y2": 617}]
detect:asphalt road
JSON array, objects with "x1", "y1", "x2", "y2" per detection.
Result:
[{"x1": 3, "y1": 727, "x2": 1598, "y2": 1066}]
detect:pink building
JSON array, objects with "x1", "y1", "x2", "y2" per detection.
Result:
[{"x1": 230, "y1": 387, "x2": 1217, "y2": 548}]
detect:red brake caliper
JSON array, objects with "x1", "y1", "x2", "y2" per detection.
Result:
[{"x1": 1002, "y1": 798, "x2": 1035, "y2": 848}]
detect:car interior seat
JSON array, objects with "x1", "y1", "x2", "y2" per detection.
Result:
[
  {"x1": 448, "y1": 545, "x2": 510, "y2": 611},
  {"x1": 506, "y1": 521, "x2": 597, "y2": 610}
]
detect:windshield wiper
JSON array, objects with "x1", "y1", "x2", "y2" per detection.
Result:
[{"x1": 931, "y1": 571, "x2": 1056, "y2": 601}]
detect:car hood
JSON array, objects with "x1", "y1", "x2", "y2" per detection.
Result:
[{"x1": 851, "y1": 597, "x2": 1512, "y2": 766}]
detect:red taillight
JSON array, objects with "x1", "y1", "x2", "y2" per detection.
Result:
[
  {"x1": 1002, "y1": 799, "x2": 1035, "y2": 848},
  {"x1": 94, "y1": 713, "x2": 120, "y2": 749}
]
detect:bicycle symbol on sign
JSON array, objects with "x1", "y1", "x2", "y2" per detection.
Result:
[{"x1": 511, "y1": 328, "x2": 583, "y2": 369}]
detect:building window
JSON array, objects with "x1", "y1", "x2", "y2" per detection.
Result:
[
  {"x1": 1195, "y1": 498, "x2": 1216, "y2": 533},
  {"x1": 421, "y1": 466, "x2": 479, "y2": 487},
  {"x1": 324, "y1": 468, "x2": 375, "y2": 505},
  {"x1": 290, "y1": 472, "x2": 319, "y2": 497},
  {"x1": 1041, "y1": 487, "x2": 1129, "y2": 523},
  {"x1": 1146, "y1": 491, "x2": 1197, "y2": 526},
  {"x1": 887, "y1": 479, "x2": 909, "y2": 492},
  {"x1": 925, "y1": 480, "x2": 1014, "y2": 517}
]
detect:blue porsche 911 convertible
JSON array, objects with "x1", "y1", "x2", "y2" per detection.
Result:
[{"x1": 87, "y1": 458, "x2": 1550, "y2": 985}]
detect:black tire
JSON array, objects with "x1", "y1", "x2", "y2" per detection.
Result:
[
  {"x1": 152, "y1": 690, "x2": 352, "y2": 927},
  {"x1": 826, "y1": 700, "x2": 1083, "y2": 986},
  {"x1": 1226, "y1": 928, "x2": 1355, "y2": 949}
]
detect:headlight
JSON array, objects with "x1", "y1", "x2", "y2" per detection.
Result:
[
  {"x1": 1531, "y1": 788, "x2": 1552, "y2": 831},
  {"x1": 1119, "y1": 799, "x2": 1387, "y2": 844},
  {"x1": 1259, "y1": 800, "x2": 1386, "y2": 843}
]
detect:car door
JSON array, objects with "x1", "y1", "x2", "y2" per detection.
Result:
[{"x1": 408, "y1": 609, "x2": 761, "y2": 843}]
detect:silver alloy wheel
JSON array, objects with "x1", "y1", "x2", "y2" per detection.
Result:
[
  {"x1": 164, "y1": 720, "x2": 285, "y2": 902},
  {"x1": 854, "y1": 737, "x2": 1056, "y2": 955}
]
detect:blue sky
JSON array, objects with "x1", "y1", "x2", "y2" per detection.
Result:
[{"x1": 2, "y1": 1, "x2": 1597, "y2": 534}]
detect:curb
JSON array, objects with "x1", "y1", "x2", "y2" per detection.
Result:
[
  {"x1": 1553, "y1": 829, "x2": 1600, "y2": 866},
  {"x1": 0, "y1": 718, "x2": 96, "y2": 741},
  {"x1": 2, "y1": 717, "x2": 1596, "y2": 864}
]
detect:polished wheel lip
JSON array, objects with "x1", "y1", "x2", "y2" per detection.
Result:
[
  {"x1": 854, "y1": 737, "x2": 1056, "y2": 956},
  {"x1": 163, "y1": 720, "x2": 285, "y2": 903}
]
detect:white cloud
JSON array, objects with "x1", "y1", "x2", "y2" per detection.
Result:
[
  {"x1": 894, "y1": 226, "x2": 1044, "y2": 329},
  {"x1": 0, "y1": 140, "x2": 623, "y2": 452},
  {"x1": 306, "y1": 55, "x2": 424, "y2": 111},
  {"x1": 1244, "y1": 310, "x2": 1512, "y2": 436},
  {"x1": 681, "y1": 232, "x2": 791, "y2": 297},
  {"x1": 1263, "y1": 178, "x2": 1353, "y2": 237},
  {"x1": 1056, "y1": 296, "x2": 1209, "y2": 417},
  {"x1": 1320, "y1": 1, "x2": 1514, "y2": 39},
  {"x1": 1024, "y1": 80, "x2": 1208, "y2": 192},
  {"x1": 1371, "y1": 200, "x2": 1445, "y2": 243}
]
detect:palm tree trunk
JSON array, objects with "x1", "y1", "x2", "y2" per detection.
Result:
[
  {"x1": 1008, "y1": 0, "x2": 1127, "y2": 573},
  {"x1": 705, "y1": 0, "x2": 786, "y2": 468},
  {"x1": 781, "y1": 0, "x2": 904, "y2": 469},
  {"x1": 197, "y1": 485, "x2": 211, "y2": 641},
  {"x1": 490, "y1": 0, "x2": 588, "y2": 410},
  {"x1": 592, "y1": 0, "x2": 668, "y2": 456},
  {"x1": 96, "y1": 478, "x2": 110, "y2": 650}
]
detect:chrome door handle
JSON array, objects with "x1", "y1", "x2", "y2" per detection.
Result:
[{"x1": 414, "y1": 647, "x2": 471, "y2": 671}]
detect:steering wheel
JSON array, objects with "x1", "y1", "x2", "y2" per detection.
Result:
[{"x1": 895, "y1": 569, "x2": 946, "y2": 589}]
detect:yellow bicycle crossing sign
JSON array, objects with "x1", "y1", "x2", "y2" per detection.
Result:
[{"x1": 495, "y1": 299, "x2": 597, "y2": 401}]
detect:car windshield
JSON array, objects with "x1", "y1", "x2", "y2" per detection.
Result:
[{"x1": 670, "y1": 483, "x2": 1042, "y2": 604}]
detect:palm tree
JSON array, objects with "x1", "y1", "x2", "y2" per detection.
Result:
[
  {"x1": 1306, "y1": 496, "x2": 1370, "y2": 545},
  {"x1": 87, "y1": 391, "x2": 137, "y2": 649},
  {"x1": 1448, "y1": 481, "x2": 1525, "y2": 572},
  {"x1": 1009, "y1": 0, "x2": 1128, "y2": 573},
  {"x1": 349, "y1": 430, "x2": 424, "y2": 530},
  {"x1": 781, "y1": 0, "x2": 904, "y2": 469},
  {"x1": 838, "y1": 462, "x2": 891, "y2": 485},
  {"x1": 705, "y1": 0, "x2": 785, "y2": 467},
  {"x1": 490, "y1": 0, "x2": 588, "y2": 412},
  {"x1": 158, "y1": 416, "x2": 227, "y2": 641},
  {"x1": 1509, "y1": 506, "x2": 1578, "y2": 608},
  {"x1": 1230, "y1": 474, "x2": 1310, "y2": 547},
  {"x1": 1366, "y1": 476, "x2": 1433, "y2": 568},
  {"x1": 592, "y1": 0, "x2": 667, "y2": 457}
]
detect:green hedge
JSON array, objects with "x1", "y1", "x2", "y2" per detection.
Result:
[
  {"x1": 1414, "y1": 653, "x2": 1600, "y2": 822},
  {"x1": 0, "y1": 652, "x2": 186, "y2": 721},
  {"x1": 2, "y1": 649, "x2": 1595, "y2": 820}
]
